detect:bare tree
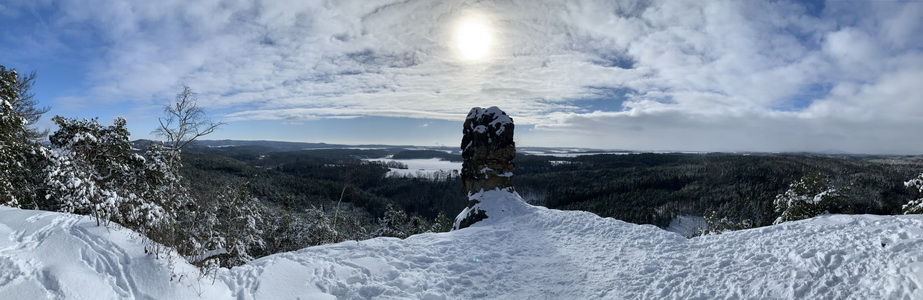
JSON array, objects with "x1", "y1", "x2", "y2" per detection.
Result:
[{"x1": 153, "y1": 84, "x2": 224, "y2": 151}]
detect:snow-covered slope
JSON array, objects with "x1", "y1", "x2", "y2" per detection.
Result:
[
  {"x1": 3, "y1": 190, "x2": 923, "y2": 299},
  {"x1": 0, "y1": 206, "x2": 232, "y2": 299}
]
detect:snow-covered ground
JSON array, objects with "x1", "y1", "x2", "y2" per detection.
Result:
[
  {"x1": 665, "y1": 215, "x2": 707, "y2": 238},
  {"x1": 367, "y1": 158, "x2": 461, "y2": 177},
  {"x1": 3, "y1": 191, "x2": 923, "y2": 299}
]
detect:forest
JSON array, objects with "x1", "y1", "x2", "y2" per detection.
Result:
[{"x1": 185, "y1": 144, "x2": 923, "y2": 231}]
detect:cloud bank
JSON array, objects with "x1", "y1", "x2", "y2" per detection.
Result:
[{"x1": 3, "y1": 0, "x2": 923, "y2": 153}]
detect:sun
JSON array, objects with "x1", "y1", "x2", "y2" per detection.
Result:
[{"x1": 454, "y1": 14, "x2": 494, "y2": 62}]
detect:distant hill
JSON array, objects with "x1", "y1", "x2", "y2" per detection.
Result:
[{"x1": 190, "y1": 140, "x2": 341, "y2": 152}]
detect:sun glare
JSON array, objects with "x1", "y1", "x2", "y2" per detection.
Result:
[{"x1": 454, "y1": 14, "x2": 494, "y2": 62}]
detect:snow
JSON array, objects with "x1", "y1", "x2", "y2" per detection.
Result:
[
  {"x1": 366, "y1": 158, "x2": 460, "y2": 177},
  {"x1": 0, "y1": 207, "x2": 231, "y2": 299},
  {"x1": 665, "y1": 215, "x2": 706, "y2": 238},
  {"x1": 466, "y1": 106, "x2": 512, "y2": 136},
  {"x1": 4, "y1": 191, "x2": 923, "y2": 299},
  {"x1": 906, "y1": 175, "x2": 923, "y2": 193},
  {"x1": 521, "y1": 151, "x2": 631, "y2": 157}
]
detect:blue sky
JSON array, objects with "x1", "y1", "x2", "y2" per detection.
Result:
[{"x1": 2, "y1": 0, "x2": 922, "y2": 154}]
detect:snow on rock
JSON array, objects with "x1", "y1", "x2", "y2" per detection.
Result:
[
  {"x1": 5, "y1": 194, "x2": 923, "y2": 299},
  {"x1": 465, "y1": 106, "x2": 513, "y2": 137},
  {"x1": 453, "y1": 189, "x2": 533, "y2": 230},
  {"x1": 459, "y1": 106, "x2": 516, "y2": 229}
]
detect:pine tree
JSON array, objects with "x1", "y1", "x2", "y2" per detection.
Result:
[
  {"x1": 181, "y1": 183, "x2": 266, "y2": 269},
  {"x1": 773, "y1": 174, "x2": 841, "y2": 224},
  {"x1": 219, "y1": 184, "x2": 265, "y2": 267},
  {"x1": 260, "y1": 203, "x2": 307, "y2": 255},
  {"x1": 377, "y1": 204, "x2": 410, "y2": 238},
  {"x1": 376, "y1": 204, "x2": 430, "y2": 238},
  {"x1": 430, "y1": 211, "x2": 453, "y2": 233},
  {"x1": 0, "y1": 66, "x2": 50, "y2": 208},
  {"x1": 0, "y1": 65, "x2": 49, "y2": 142},
  {"x1": 902, "y1": 173, "x2": 923, "y2": 214},
  {"x1": 303, "y1": 206, "x2": 337, "y2": 245},
  {"x1": 0, "y1": 69, "x2": 27, "y2": 207},
  {"x1": 695, "y1": 211, "x2": 753, "y2": 236}
]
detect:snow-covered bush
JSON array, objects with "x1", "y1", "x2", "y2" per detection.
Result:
[
  {"x1": 376, "y1": 203, "x2": 430, "y2": 238},
  {"x1": 902, "y1": 173, "x2": 923, "y2": 214},
  {"x1": 305, "y1": 207, "x2": 338, "y2": 244},
  {"x1": 218, "y1": 185, "x2": 265, "y2": 267},
  {"x1": 773, "y1": 174, "x2": 842, "y2": 224},
  {"x1": 261, "y1": 207, "x2": 311, "y2": 254},
  {"x1": 696, "y1": 211, "x2": 753, "y2": 236},
  {"x1": 259, "y1": 203, "x2": 374, "y2": 257},
  {"x1": 180, "y1": 183, "x2": 265, "y2": 269},
  {"x1": 430, "y1": 211, "x2": 453, "y2": 233},
  {"x1": 44, "y1": 117, "x2": 178, "y2": 233},
  {"x1": 46, "y1": 117, "x2": 144, "y2": 224}
]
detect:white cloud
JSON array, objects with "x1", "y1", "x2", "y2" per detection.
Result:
[{"x1": 4, "y1": 0, "x2": 923, "y2": 153}]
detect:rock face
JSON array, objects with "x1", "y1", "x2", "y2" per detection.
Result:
[{"x1": 455, "y1": 106, "x2": 515, "y2": 230}]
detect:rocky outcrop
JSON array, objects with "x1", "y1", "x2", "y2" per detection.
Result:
[
  {"x1": 460, "y1": 106, "x2": 515, "y2": 194},
  {"x1": 455, "y1": 106, "x2": 515, "y2": 230}
]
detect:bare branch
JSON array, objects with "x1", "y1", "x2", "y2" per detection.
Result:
[{"x1": 151, "y1": 84, "x2": 225, "y2": 152}]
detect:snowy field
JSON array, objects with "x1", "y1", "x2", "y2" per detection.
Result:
[
  {"x1": 366, "y1": 158, "x2": 461, "y2": 177},
  {"x1": 3, "y1": 191, "x2": 923, "y2": 299},
  {"x1": 520, "y1": 150, "x2": 631, "y2": 157}
]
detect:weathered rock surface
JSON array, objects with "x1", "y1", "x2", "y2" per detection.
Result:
[
  {"x1": 460, "y1": 106, "x2": 515, "y2": 194},
  {"x1": 455, "y1": 106, "x2": 516, "y2": 230}
]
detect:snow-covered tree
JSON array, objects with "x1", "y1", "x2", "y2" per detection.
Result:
[
  {"x1": 773, "y1": 174, "x2": 842, "y2": 224},
  {"x1": 902, "y1": 173, "x2": 923, "y2": 214},
  {"x1": 430, "y1": 211, "x2": 453, "y2": 233},
  {"x1": 304, "y1": 207, "x2": 337, "y2": 244},
  {"x1": 218, "y1": 184, "x2": 265, "y2": 267},
  {"x1": 0, "y1": 65, "x2": 49, "y2": 141},
  {"x1": 0, "y1": 66, "x2": 50, "y2": 209},
  {"x1": 696, "y1": 211, "x2": 753, "y2": 236},
  {"x1": 260, "y1": 205, "x2": 309, "y2": 255},
  {"x1": 376, "y1": 204, "x2": 428, "y2": 238},
  {"x1": 181, "y1": 183, "x2": 265, "y2": 269},
  {"x1": 44, "y1": 116, "x2": 171, "y2": 229},
  {"x1": 0, "y1": 70, "x2": 26, "y2": 207},
  {"x1": 376, "y1": 204, "x2": 411, "y2": 238}
]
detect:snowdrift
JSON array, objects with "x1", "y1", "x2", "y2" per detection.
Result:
[{"x1": 3, "y1": 190, "x2": 923, "y2": 299}]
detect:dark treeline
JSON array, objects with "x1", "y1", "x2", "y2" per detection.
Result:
[
  {"x1": 187, "y1": 146, "x2": 923, "y2": 232},
  {"x1": 516, "y1": 153, "x2": 923, "y2": 227}
]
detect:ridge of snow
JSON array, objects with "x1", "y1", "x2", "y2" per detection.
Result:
[
  {"x1": 4, "y1": 192, "x2": 923, "y2": 299},
  {"x1": 454, "y1": 189, "x2": 533, "y2": 229},
  {"x1": 0, "y1": 206, "x2": 232, "y2": 299}
]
